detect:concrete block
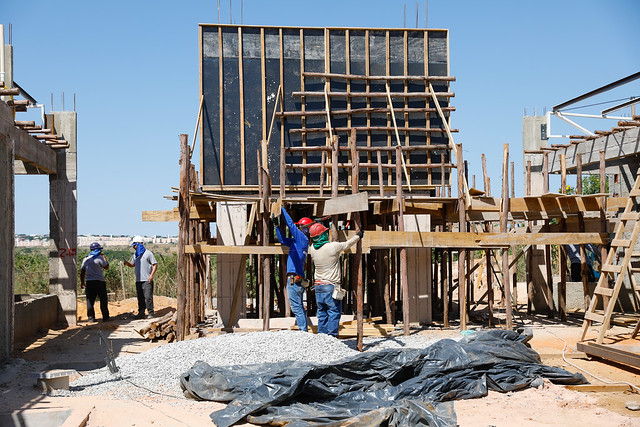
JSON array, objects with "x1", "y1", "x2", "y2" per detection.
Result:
[{"x1": 34, "y1": 369, "x2": 76, "y2": 391}]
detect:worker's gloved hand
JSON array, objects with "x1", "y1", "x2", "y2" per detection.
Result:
[{"x1": 357, "y1": 229, "x2": 364, "y2": 239}]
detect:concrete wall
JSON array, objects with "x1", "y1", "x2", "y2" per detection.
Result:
[
  {"x1": 48, "y1": 112, "x2": 77, "y2": 326},
  {"x1": 0, "y1": 132, "x2": 14, "y2": 363},
  {"x1": 13, "y1": 294, "x2": 58, "y2": 343},
  {"x1": 216, "y1": 202, "x2": 247, "y2": 326}
]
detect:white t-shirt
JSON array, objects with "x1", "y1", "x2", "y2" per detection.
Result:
[{"x1": 308, "y1": 235, "x2": 360, "y2": 285}]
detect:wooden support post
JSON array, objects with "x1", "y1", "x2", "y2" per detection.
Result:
[
  {"x1": 545, "y1": 240, "x2": 554, "y2": 318},
  {"x1": 510, "y1": 160, "x2": 517, "y2": 307},
  {"x1": 350, "y1": 129, "x2": 364, "y2": 350},
  {"x1": 482, "y1": 153, "x2": 489, "y2": 197},
  {"x1": 280, "y1": 143, "x2": 286, "y2": 198},
  {"x1": 560, "y1": 153, "x2": 567, "y2": 194},
  {"x1": 441, "y1": 153, "x2": 446, "y2": 196},
  {"x1": 501, "y1": 144, "x2": 512, "y2": 329},
  {"x1": 600, "y1": 150, "x2": 609, "y2": 308},
  {"x1": 177, "y1": 134, "x2": 189, "y2": 341},
  {"x1": 442, "y1": 249, "x2": 449, "y2": 327},
  {"x1": 396, "y1": 146, "x2": 410, "y2": 335},
  {"x1": 577, "y1": 153, "x2": 589, "y2": 309},
  {"x1": 376, "y1": 150, "x2": 384, "y2": 197},
  {"x1": 259, "y1": 147, "x2": 272, "y2": 331},
  {"x1": 560, "y1": 218, "x2": 567, "y2": 322},
  {"x1": 526, "y1": 160, "x2": 533, "y2": 314},
  {"x1": 457, "y1": 144, "x2": 466, "y2": 330},
  {"x1": 543, "y1": 152, "x2": 549, "y2": 193},
  {"x1": 331, "y1": 135, "x2": 339, "y2": 241}
]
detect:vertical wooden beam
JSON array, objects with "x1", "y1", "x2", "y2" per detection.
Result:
[
  {"x1": 501, "y1": 144, "x2": 512, "y2": 329},
  {"x1": 600, "y1": 150, "x2": 609, "y2": 308},
  {"x1": 331, "y1": 135, "x2": 339, "y2": 241},
  {"x1": 177, "y1": 134, "x2": 189, "y2": 340},
  {"x1": 543, "y1": 152, "x2": 549, "y2": 193},
  {"x1": 279, "y1": 28, "x2": 285, "y2": 188},
  {"x1": 560, "y1": 153, "x2": 567, "y2": 194},
  {"x1": 218, "y1": 27, "x2": 224, "y2": 185},
  {"x1": 300, "y1": 29, "x2": 307, "y2": 185},
  {"x1": 262, "y1": 172, "x2": 271, "y2": 330},
  {"x1": 350, "y1": 129, "x2": 364, "y2": 350},
  {"x1": 559, "y1": 217, "x2": 567, "y2": 322},
  {"x1": 577, "y1": 153, "x2": 589, "y2": 309},
  {"x1": 238, "y1": 27, "x2": 246, "y2": 185},
  {"x1": 510, "y1": 160, "x2": 517, "y2": 306},
  {"x1": 559, "y1": 153, "x2": 567, "y2": 321},
  {"x1": 457, "y1": 144, "x2": 466, "y2": 330},
  {"x1": 481, "y1": 153, "x2": 489, "y2": 197},
  {"x1": 396, "y1": 146, "x2": 410, "y2": 335},
  {"x1": 260, "y1": 28, "x2": 267, "y2": 142},
  {"x1": 526, "y1": 160, "x2": 533, "y2": 314}
]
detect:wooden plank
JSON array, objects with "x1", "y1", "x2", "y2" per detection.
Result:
[
  {"x1": 186, "y1": 230, "x2": 610, "y2": 255},
  {"x1": 142, "y1": 210, "x2": 179, "y2": 222},
  {"x1": 577, "y1": 342, "x2": 640, "y2": 369},
  {"x1": 565, "y1": 384, "x2": 636, "y2": 392},
  {"x1": 318, "y1": 192, "x2": 369, "y2": 216}
]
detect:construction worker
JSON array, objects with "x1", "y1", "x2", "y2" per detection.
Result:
[
  {"x1": 80, "y1": 242, "x2": 110, "y2": 322},
  {"x1": 124, "y1": 236, "x2": 158, "y2": 319},
  {"x1": 274, "y1": 207, "x2": 312, "y2": 332},
  {"x1": 308, "y1": 222, "x2": 363, "y2": 337}
]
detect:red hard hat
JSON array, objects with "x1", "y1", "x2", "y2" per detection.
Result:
[
  {"x1": 296, "y1": 217, "x2": 313, "y2": 226},
  {"x1": 309, "y1": 222, "x2": 329, "y2": 238}
]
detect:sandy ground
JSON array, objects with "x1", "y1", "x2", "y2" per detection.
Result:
[{"x1": 3, "y1": 298, "x2": 640, "y2": 426}]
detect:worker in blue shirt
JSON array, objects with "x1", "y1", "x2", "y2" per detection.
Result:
[{"x1": 274, "y1": 207, "x2": 312, "y2": 332}]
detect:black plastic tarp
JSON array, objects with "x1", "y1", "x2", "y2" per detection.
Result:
[{"x1": 180, "y1": 330, "x2": 587, "y2": 426}]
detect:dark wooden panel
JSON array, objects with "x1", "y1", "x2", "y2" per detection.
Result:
[{"x1": 200, "y1": 24, "x2": 450, "y2": 191}]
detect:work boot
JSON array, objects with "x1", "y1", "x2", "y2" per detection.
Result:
[
  {"x1": 135, "y1": 313, "x2": 145, "y2": 319},
  {"x1": 88, "y1": 317, "x2": 96, "y2": 322},
  {"x1": 147, "y1": 313, "x2": 155, "y2": 319}
]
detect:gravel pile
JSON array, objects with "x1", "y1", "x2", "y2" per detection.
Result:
[{"x1": 56, "y1": 329, "x2": 461, "y2": 401}]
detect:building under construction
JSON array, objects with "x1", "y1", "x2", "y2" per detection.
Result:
[
  {"x1": 3, "y1": 21, "x2": 640, "y2": 368},
  {"x1": 148, "y1": 23, "x2": 640, "y2": 360}
]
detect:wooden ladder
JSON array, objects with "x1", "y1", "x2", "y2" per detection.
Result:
[{"x1": 580, "y1": 177, "x2": 640, "y2": 344}]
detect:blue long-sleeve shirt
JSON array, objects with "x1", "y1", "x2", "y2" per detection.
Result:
[{"x1": 275, "y1": 207, "x2": 309, "y2": 277}]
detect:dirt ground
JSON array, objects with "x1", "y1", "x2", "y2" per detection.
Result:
[{"x1": 3, "y1": 298, "x2": 640, "y2": 426}]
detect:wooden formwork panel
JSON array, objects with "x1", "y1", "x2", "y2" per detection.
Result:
[{"x1": 200, "y1": 24, "x2": 452, "y2": 191}]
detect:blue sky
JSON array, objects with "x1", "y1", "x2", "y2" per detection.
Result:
[{"x1": 6, "y1": 0, "x2": 640, "y2": 236}]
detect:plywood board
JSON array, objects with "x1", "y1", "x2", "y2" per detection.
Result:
[{"x1": 317, "y1": 192, "x2": 369, "y2": 216}]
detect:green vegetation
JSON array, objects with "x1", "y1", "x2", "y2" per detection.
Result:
[
  {"x1": 14, "y1": 245, "x2": 217, "y2": 300},
  {"x1": 563, "y1": 174, "x2": 608, "y2": 195}
]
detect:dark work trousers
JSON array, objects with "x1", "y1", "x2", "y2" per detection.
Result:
[
  {"x1": 86, "y1": 280, "x2": 110, "y2": 320},
  {"x1": 136, "y1": 281, "x2": 155, "y2": 315}
]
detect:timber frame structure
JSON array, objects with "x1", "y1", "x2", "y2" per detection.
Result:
[{"x1": 144, "y1": 25, "x2": 640, "y2": 350}]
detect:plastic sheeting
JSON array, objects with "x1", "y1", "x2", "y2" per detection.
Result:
[{"x1": 180, "y1": 330, "x2": 587, "y2": 426}]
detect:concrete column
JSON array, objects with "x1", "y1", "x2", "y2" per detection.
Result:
[
  {"x1": 404, "y1": 214, "x2": 431, "y2": 324},
  {"x1": 523, "y1": 115, "x2": 553, "y2": 312},
  {"x1": 0, "y1": 133, "x2": 14, "y2": 363},
  {"x1": 216, "y1": 201, "x2": 247, "y2": 326},
  {"x1": 48, "y1": 112, "x2": 77, "y2": 326}
]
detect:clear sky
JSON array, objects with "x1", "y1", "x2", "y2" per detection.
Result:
[{"x1": 6, "y1": 0, "x2": 640, "y2": 236}]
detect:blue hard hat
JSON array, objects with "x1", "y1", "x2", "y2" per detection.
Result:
[{"x1": 89, "y1": 242, "x2": 103, "y2": 251}]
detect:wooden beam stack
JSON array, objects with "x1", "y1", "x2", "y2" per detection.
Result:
[{"x1": 135, "y1": 312, "x2": 178, "y2": 342}]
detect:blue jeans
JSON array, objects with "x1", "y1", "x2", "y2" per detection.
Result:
[
  {"x1": 287, "y1": 279, "x2": 307, "y2": 332},
  {"x1": 314, "y1": 284, "x2": 342, "y2": 337}
]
